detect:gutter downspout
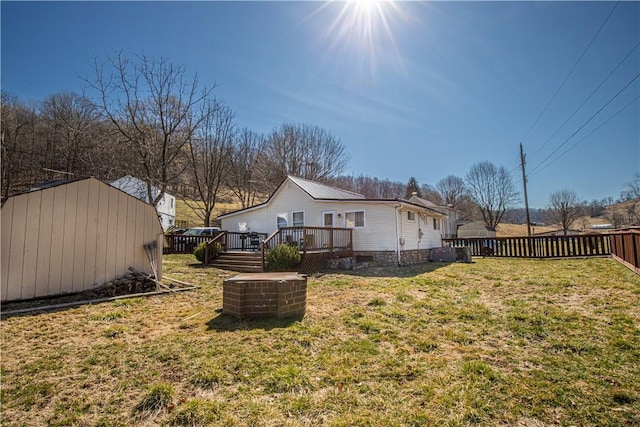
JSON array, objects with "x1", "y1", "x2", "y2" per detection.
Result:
[{"x1": 395, "y1": 204, "x2": 402, "y2": 266}]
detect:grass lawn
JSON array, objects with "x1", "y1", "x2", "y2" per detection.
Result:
[{"x1": 1, "y1": 256, "x2": 639, "y2": 426}]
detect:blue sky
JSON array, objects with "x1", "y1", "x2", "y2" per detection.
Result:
[{"x1": 2, "y1": 1, "x2": 639, "y2": 208}]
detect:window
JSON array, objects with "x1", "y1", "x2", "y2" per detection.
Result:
[
  {"x1": 277, "y1": 213, "x2": 288, "y2": 229},
  {"x1": 345, "y1": 211, "x2": 365, "y2": 228},
  {"x1": 407, "y1": 211, "x2": 415, "y2": 221},
  {"x1": 433, "y1": 218, "x2": 440, "y2": 230},
  {"x1": 322, "y1": 211, "x2": 335, "y2": 227},
  {"x1": 292, "y1": 211, "x2": 304, "y2": 227}
]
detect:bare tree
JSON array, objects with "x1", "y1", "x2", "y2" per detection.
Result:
[
  {"x1": 436, "y1": 174, "x2": 476, "y2": 219},
  {"x1": 620, "y1": 173, "x2": 640, "y2": 202},
  {"x1": 86, "y1": 52, "x2": 213, "y2": 207},
  {"x1": 262, "y1": 123, "x2": 349, "y2": 186},
  {"x1": 420, "y1": 183, "x2": 443, "y2": 204},
  {"x1": 39, "y1": 92, "x2": 101, "y2": 177},
  {"x1": 226, "y1": 127, "x2": 269, "y2": 208},
  {"x1": 465, "y1": 161, "x2": 519, "y2": 227},
  {"x1": 184, "y1": 99, "x2": 234, "y2": 226},
  {"x1": 546, "y1": 189, "x2": 583, "y2": 235},
  {"x1": 1, "y1": 92, "x2": 39, "y2": 198}
]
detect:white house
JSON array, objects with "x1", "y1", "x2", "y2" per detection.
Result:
[
  {"x1": 1, "y1": 177, "x2": 163, "y2": 302},
  {"x1": 111, "y1": 175, "x2": 176, "y2": 230},
  {"x1": 409, "y1": 195, "x2": 459, "y2": 239},
  {"x1": 218, "y1": 176, "x2": 448, "y2": 266}
]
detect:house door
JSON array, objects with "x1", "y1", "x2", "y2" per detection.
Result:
[{"x1": 322, "y1": 211, "x2": 335, "y2": 227}]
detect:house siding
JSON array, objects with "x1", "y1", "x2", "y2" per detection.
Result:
[{"x1": 1, "y1": 178, "x2": 164, "y2": 302}]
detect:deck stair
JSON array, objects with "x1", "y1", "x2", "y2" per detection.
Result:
[{"x1": 208, "y1": 251, "x2": 263, "y2": 273}]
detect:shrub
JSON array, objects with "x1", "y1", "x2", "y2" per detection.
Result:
[
  {"x1": 266, "y1": 244, "x2": 301, "y2": 271},
  {"x1": 193, "y1": 242, "x2": 222, "y2": 263}
]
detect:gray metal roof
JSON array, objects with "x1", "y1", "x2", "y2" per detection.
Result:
[{"x1": 288, "y1": 176, "x2": 365, "y2": 200}]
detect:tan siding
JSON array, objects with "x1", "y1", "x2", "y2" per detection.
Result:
[
  {"x1": 49, "y1": 185, "x2": 67, "y2": 295},
  {"x1": 1, "y1": 178, "x2": 164, "y2": 302},
  {"x1": 83, "y1": 180, "x2": 100, "y2": 287},
  {"x1": 7, "y1": 192, "x2": 27, "y2": 300},
  {"x1": 60, "y1": 182, "x2": 78, "y2": 293},
  {"x1": 1, "y1": 199, "x2": 15, "y2": 299},
  {"x1": 22, "y1": 192, "x2": 42, "y2": 299},
  {"x1": 35, "y1": 186, "x2": 54, "y2": 297},
  {"x1": 105, "y1": 185, "x2": 119, "y2": 282},
  {"x1": 134, "y1": 201, "x2": 146, "y2": 270},
  {"x1": 115, "y1": 191, "x2": 128, "y2": 275},
  {"x1": 94, "y1": 182, "x2": 110, "y2": 284},
  {"x1": 72, "y1": 180, "x2": 89, "y2": 292}
]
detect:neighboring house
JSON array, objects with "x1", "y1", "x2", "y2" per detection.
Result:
[
  {"x1": 409, "y1": 195, "x2": 459, "y2": 238},
  {"x1": 111, "y1": 175, "x2": 176, "y2": 230},
  {"x1": 218, "y1": 176, "x2": 448, "y2": 266},
  {"x1": 457, "y1": 222, "x2": 497, "y2": 238},
  {"x1": 1, "y1": 177, "x2": 163, "y2": 302}
]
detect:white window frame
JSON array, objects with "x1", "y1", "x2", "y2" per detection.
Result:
[
  {"x1": 292, "y1": 211, "x2": 305, "y2": 227},
  {"x1": 345, "y1": 210, "x2": 365, "y2": 228},
  {"x1": 407, "y1": 211, "x2": 416, "y2": 221},
  {"x1": 433, "y1": 218, "x2": 440, "y2": 230},
  {"x1": 277, "y1": 213, "x2": 288, "y2": 229},
  {"x1": 322, "y1": 211, "x2": 336, "y2": 227}
]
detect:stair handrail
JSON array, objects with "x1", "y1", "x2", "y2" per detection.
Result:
[
  {"x1": 205, "y1": 231, "x2": 227, "y2": 264},
  {"x1": 261, "y1": 229, "x2": 283, "y2": 271}
]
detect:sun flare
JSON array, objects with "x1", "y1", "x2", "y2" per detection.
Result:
[{"x1": 310, "y1": 0, "x2": 406, "y2": 81}]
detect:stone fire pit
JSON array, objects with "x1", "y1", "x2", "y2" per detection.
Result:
[{"x1": 222, "y1": 273, "x2": 307, "y2": 319}]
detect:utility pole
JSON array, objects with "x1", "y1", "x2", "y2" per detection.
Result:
[{"x1": 520, "y1": 143, "x2": 532, "y2": 237}]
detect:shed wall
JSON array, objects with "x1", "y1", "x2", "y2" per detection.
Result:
[{"x1": 1, "y1": 178, "x2": 163, "y2": 302}]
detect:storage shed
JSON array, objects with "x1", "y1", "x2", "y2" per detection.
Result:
[
  {"x1": 457, "y1": 222, "x2": 497, "y2": 238},
  {"x1": 1, "y1": 177, "x2": 163, "y2": 302}
]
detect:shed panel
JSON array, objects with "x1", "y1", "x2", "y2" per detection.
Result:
[{"x1": 1, "y1": 178, "x2": 163, "y2": 302}]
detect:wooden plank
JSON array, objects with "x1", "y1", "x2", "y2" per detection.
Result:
[
  {"x1": 71, "y1": 179, "x2": 89, "y2": 292},
  {"x1": 49, "y1": 185, "x2": 67, "y2": 296},
  {"x1": 21, "y1": 192, "x2": 42, "y2": 299},
  {"x1": 105, "y1": 187, "x2": 119, "y2": 282},
  {"x1": 115, "y1": 191, "x2": 128, "y2": 277},
  {"x1": 83, "y1": 179, "x2": 100, "y2": 289},
  {"x1": 35, "y1": 188, "x2": 54, "y2": 298},
  {"x1": 94, "y1": 181, "x2": 110, "y2": 284},
  {"x1": 6, "y1": 194, "x2": 28, "y2": 301},
  {"x1": 60, "y1": 182, "x2": 78, "y2": 295},
  {"x1": 1, "y1": 199, "x2": 15, "y2": 301},
  {"x1": 124, "y1": 197, "x2": 137, "y2": 273},
  {"x1": 134, "y1": 201, "x2": 146, "y2": 272}
]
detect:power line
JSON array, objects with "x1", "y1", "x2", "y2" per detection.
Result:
[
  {"x1": 529, "y1": 41, "x2": 640, "y2": 161},
  {"x1": 520, "y1": 1, "x2": 620, "y2": 145},
  {"x1": 528, "y1": 71, "x2": 640, "y2": 176},
  {"x1": 529, "y1": 93, "x2": 640, "y2": 179}
]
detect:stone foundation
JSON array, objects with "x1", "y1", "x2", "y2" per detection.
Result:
[
  {"x1": 223, "y1": 273, "x2": 307, "y2": 319},
  {"x1": 399, "y1": 249, "x2": 432, "y2": 266}
]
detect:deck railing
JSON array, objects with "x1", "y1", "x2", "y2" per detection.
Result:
[
  {"x1": 443, "y1": 234, "x2": 611, "y2": 258},
  {"x1": 164, "y1": 233, "x2": 222, "y2": 254},
  {"x1": 609, "y1": 228, "x2": 640, "y2": 274},
  {"x1": 261, "y1": 227, "x2": 353, "y2": 271}
]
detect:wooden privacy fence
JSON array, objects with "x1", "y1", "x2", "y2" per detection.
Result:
[
  {"x1": 443, "y1": 234, "x2": 610, "y2": 258},
  {"x1": 609, "y1": 228, "x2": 640, "y2": 274}
]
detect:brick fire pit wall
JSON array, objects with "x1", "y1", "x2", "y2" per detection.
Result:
[{"x1": 223, "y1": 273, "x2": 307, "y2": 319}]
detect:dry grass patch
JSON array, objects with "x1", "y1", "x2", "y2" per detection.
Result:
[{"x1": 1, "y1": 255, "x2": 639, "y2": 426}]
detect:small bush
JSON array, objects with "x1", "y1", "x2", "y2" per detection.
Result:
[
  {"x1": 266, "y1": 244, "x2": 301, "y2": 271},
  {"x1": 193, "y1": 242, "x2": 222, "y2": 263}
]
